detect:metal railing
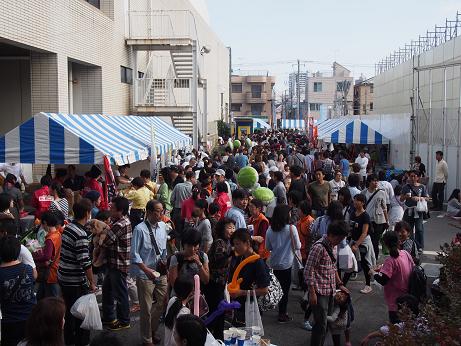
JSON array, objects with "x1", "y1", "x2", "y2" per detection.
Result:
[
  {"x1": 136, "y1": 76, "x2": 192, "y2": 107},
  {"x1": 128, "y1": 10, "x2": 196, "y2": 40}
]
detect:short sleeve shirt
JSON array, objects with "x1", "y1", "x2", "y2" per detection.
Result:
[
  {"x1": 401, "y1": 184, "x2": 427, "y2": 208},
  {"x1": 349, "y1": 211, "x2": 371, "y2": 241},
  {"x1": 308, "y1": 181, "x2": 331, "y2": 210},
  {"x1": 380, "y1": 250, "x2": 414, "y2": 311},
  {"x1": 0, "y1": 263, "x2": 36, "y2": 322}
]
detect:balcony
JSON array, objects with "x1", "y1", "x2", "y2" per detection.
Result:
[{"x1": 246, "y1": 92, "x2": 268, "y2": 103}]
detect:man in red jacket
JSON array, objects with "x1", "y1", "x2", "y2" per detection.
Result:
[{"x1": 32, "y1": 175, "x2": 53, "y2": 219}]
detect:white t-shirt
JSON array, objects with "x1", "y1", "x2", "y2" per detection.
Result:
[
  {"x1": 19, "y1": 245, "x2": 36, "y2": 269},
  {"x1": 329, "y1": 179, "x2": 345, "y2": 200},
  {"x1": 355, "y1": 156, "x2": 369, "y2": 177},
  {"x1": 378, "y1": 181, "x2": 395, "y2": 205},
  {"x1": 164, "y1": 297, "x2": 191, "y2": 346},
  {"x1": 0, "y1": 163, "x2": 23, "y2": 181}
]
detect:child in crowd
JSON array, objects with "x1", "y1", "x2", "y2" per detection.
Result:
[
  {"x1": 395, "y1": 221, "x2": 419, "y2": 264},
  {"x1": 164, "y1": 276, "x2": 194, "y2": 346},
  {"x1": 327, "y1": 290, "x2": 353, "y2": 346}
]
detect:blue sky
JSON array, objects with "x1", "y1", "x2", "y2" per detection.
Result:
[{"x1": 207, "y1": 0, "x2": 459, "y2": 92}]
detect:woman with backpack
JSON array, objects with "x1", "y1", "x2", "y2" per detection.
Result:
[
  {"x1": 372, "y1": 231, "x2": 414, "y2": 324},
  {"x1": 168, "y1": 228, "x2": 210, "y2": 289}
]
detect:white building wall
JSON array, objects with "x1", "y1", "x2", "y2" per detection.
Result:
[
  {"x1": 0, "y1": 0, "x2": 131, "y2": 123},
  {"x1": 374, "y1": 33, "x2": 461, "y2": 196}
]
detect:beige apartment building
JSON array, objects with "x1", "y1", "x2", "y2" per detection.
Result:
[
  {"x1": 231, "y1": 72, "x2": 275, "y2": 121},
  {"x1": 353, "y1": 77, "x2": 374, "y2": 115},
  {"x1": 306, "y1": 62, "x2": 354, "y2": 119}
]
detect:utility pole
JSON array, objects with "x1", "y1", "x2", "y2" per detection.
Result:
[{"x1": 297, "y1": 59, "x2": 301, "y2": 121}]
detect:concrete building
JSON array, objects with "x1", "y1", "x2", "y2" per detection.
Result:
[
  {"x1": 353, "y1": 77, "x2": 374, "y2": 115},
  {"x1": 0, "y1": 0, "x2": 229, "y2": 147},
  {"x1": 306, "y1": 62, "x2": 354, "y2": 119},
  {"x1": 230, "y1": 72, "x2": 275, "y2": 121},
  {"x1": 373, "y1": 11, "x2": 461, "y2": 196},
  {"x1": 289, "y1": 71, "x2": 308, "y2": 103}
]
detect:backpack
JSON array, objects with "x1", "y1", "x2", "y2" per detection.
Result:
[
  {"x1": 408, "y1": 265, "x2": 427, "y2": 302},
  {"x1": 175, "y1": 251, "x2": 206, "y2": 280}
]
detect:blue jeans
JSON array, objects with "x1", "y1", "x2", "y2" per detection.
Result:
[
  {"x1": 102, "y1": 268, "x2": 130, "y2": 324},
  {"x1": 37, "y1": 282, "x2": 61, "y2": 300},
  {"x1": 404, "y1": 212, "x2": 424, "y2": 249}
]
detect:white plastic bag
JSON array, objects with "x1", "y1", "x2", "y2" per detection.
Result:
[
  {"x1": 205, "y1": 331, "x2": 225, "y2": 345},
  {"x1": 70, "y1": 293, "x2": 102, "y2": 330},
  {"x1": 338, "y1": 245, "x2": 355, "y2": 272},
  {"x1": 245, "y1": 290, "x2": 264, "y2": 336},
  {"x1": 416, "y1": 199, "x2": 428, "y2": 213}
]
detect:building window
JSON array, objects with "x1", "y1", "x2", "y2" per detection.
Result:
[
  {"x1": 138, "y1": 71, "x2": 145, "y2": 78},
  {"x1": 337, "y1": 82, "x2": 344, "y2": 92},
  {"x1": 251, "y1": 84, "x2": 263, "y2": 98},
  {"x1": 370, "y1": 84, "x2": 374, "y2": 93},
  {"x1": 120, "y1": 66, "x2": 133, "y2": 84},
  {"x1": 363, "y1": 104, "x2": 366, "y2": 113},
  {"x1": 232, "y1": 83, "x2": 242, "y2": 93},
  {"x1": 370, "y1": 102, "x2": 374, "y2": 111},
  {"x1": 84, "y1": 0, "x2": 100, "y2": 9},
  {"x1": 313, "y1": 82, "x2": 322, "y2": 92},
  {"x1": 310, "y1": 103, "x2": 321, "y2": 111},
  {"x1": 231, "y1": 103, "x2": 242, "y2": 112},
  {"x1": 250, "y1": 104, "x2": 264, "y2": 115},
  {"x1": 174, "y1": 79, "x2": 190, "y2": 88}
]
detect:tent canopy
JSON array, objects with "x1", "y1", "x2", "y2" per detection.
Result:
[
  {"x1": 253, "y1": 118, "x2": 271, "y2": 130},
  {"x1": 318, "y1": 118, "x2": 389, "y2": 144},
  {"x1": 281, "y1": 119, "x2": 305, "y2": 129},
  {"x1": 0, "y1": 113, "x2": 191, "y2": 165}
]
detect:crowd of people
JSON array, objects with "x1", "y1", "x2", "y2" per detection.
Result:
[{"x1": 0, "y1": 129, "x2": 446, "y2": 346}]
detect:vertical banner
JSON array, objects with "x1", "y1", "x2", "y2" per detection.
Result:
[{"x1": 150, "y1": 125, "x2": 157, "y2": 180}]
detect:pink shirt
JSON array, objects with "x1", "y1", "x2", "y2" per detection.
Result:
[{"x1": 380, "y1": 250, "x2": 414, "y2": 311}]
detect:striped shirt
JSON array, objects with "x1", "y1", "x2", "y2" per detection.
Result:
[
  {"x1": 101, "y1": 215, "x2": 132, "y2": 274},
  {"x1": 49, "y1": 198, "x2": 69, "y2": 220},
  {"x1": 58, "y1": 221, "x2": 92, "y2": 286}
]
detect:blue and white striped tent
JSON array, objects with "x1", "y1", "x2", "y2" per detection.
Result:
[
  {"x1": 281, "y1": 119, "x2": 306, "y2": 129},
  {"x1": 319, "y1": 118, "x2": 389, "y2": 144},
  {"x1": 0, "y1": 113, "x2": 192, "y2": 165},
  {"x1": 253, "y1": 118, "x2": 271, "y2": 130}
]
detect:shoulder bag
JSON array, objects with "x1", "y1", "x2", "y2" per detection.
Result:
[{"x1": 144, "y1": 221, "x2": 168, "y2": 276}]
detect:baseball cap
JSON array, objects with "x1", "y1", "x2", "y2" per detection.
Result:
[{"x1": 215, "y1": 169, "x2": 225, "y2": 176}]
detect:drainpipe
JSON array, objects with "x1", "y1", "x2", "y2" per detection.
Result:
[{"x1": 192, "y1": 40, "x2": 198, "y2": 149}]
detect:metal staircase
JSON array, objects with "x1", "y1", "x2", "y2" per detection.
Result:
[
  {"x1": 127, "y1": 9, "x2": 206, "y2": 147},
  {"x1": 171, "y1": 52, "x2": 194, "y2": 78}
]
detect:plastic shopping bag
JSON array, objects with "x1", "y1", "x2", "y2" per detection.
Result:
[
  {"x1": 205, "y1": 331, "x2": 225, "y2": 345},
  {"x1": 245, "y1": 290, "x2": 264, "y2": 336},
  {"x1": 338, "y1": 244, "x2": 355, "y2": 272},
  {"x1": 70, "y1": 293, "x2": 103, "y2": 330}
]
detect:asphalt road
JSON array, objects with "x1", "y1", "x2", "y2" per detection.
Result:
[{"x1": 92, "y1": 212, "x2": 458, "y2": 346}]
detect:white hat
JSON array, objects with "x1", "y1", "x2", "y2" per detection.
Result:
[
  {"x1": 269, "y1": 166, "x2": 279, "y2": 172},
  {"x1": 215, "y1": 169, "x2": 225, "y2": 176}
]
